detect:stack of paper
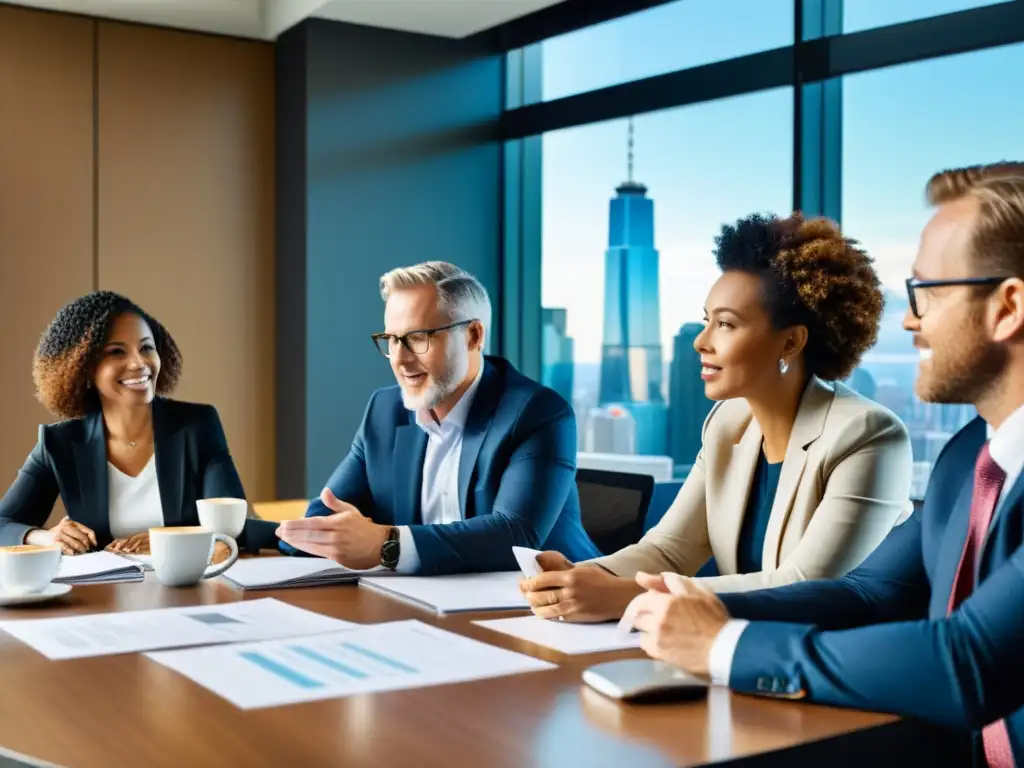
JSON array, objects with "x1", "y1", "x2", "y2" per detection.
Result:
[
  {"x1": 0, "y1": 598, "x2": 353, "y2": 659},
  {"x1": 474, "y1": 615, "x2": 642, "y2": 655},
  {"x1": 54, "y1": 551, "x2": 146, "y2": 585},
  {"x1": 359, "y1": 572, "x2": 528, "y2": 614},
  {"x1": 119, "y1": 553, "x2": 153, "y2": 571},
  {"x1": 146, "y1": 619, "x2": 555, "y2": 709},
  {"x1": 221, "y1": 557, "x2": 389, "y2": 590}
]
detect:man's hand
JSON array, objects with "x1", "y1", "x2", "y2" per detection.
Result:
[
  {"x1": 275, "y1": 488, "x2": 389, "y2": 570},
  {"x1": 622, "y1": 572, "x2": 731, "y2": 677},
  {"x1": 518, "y1": 551, "x2": 644, "y2": 623}
]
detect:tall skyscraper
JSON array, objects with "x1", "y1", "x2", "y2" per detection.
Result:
[
  {"x1": 541, "y1": 307, "x2": 574, "y2": 404},
  {"x1": 597, "y1": 118, "x2": 667, "y2": 455},
  {"x1": 668, "y1": 323, "x2": 714, "y2": 469}
]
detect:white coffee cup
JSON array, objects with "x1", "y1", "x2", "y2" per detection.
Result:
[
  {"x1": 196, "y1": 498, "x2": 248, "y2": 538},
  {"x1": 0, "y1": 545, "x2": 63, "y2": 595},
  {"x1": 149, "y1": 526, "x2": 238, "y2": 587}
]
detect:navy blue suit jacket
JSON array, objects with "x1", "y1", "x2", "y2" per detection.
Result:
[
  {"x1": 0, "y1": 398, "x2": 277, "y2": 552},
  {"x1": 720, "y1": 416, "x2": 1024, "y2": 762},
  {"x1": 300, "y1": 356, "x2": 599, "y2": 575}
]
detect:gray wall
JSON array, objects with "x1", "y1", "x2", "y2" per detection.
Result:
[{"x1": 276, "y1": 19, "x2": 504, "y2": 498}]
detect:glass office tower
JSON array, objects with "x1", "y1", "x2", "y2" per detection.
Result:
[
  {"x1": 668, "y1": 322, "x2": 713, "y2": 471},
  {"x1": 541, "y1": 307, "x2": 575, "y2": 405},
  {"x1": 597, "y1": 119, "x2": 667, "y2": 455}
]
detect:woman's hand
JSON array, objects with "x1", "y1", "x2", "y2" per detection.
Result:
[
  {"x1": 211, "y1": 540, "x2": 232, "y2": 565},
  {"x1": 107, "y1": 535, "x2": 230, "y2": 563},
  {"x1": 107, "y1": 532, "x2": 150, "y2": 555},
  {"x1": 28, "y1": 517, "x2": 97, "y2": 554},
  {"x1": 518, "y1": 551, "x2": 644, "y2": 623}
]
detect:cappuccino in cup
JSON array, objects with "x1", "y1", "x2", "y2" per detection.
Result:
[
  {"x1": 0, "y1": 544, "x2": 62, "y2": 595},
  {"x1": 196, "y1": 498, "x2": 247, "y2": 538},
  {"x1": 149, "y1": 526, "x2": 238, "y2": 587}
]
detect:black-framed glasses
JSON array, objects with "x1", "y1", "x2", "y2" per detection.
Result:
[
  {"x1": 370, "y1": 319, "x2": 476, "y2": 358},
  {"x1": 905, "y1": 276, "x2": 1009, "y2": 319}
]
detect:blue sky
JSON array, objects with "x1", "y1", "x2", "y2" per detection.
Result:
[{"x1": 537, "y1": 0, "x2": 1019, "y2": 364}]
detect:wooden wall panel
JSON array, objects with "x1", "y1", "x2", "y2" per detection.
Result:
[
  {"x1": 97, "y1": 23, "x2": 276, "y2": 501},
  {"x1": 0, "y1": 7, "x2": 94, "y2": 510}
]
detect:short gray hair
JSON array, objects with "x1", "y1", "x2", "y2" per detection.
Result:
[{"x1": 379, "y1": 261, "x2": 492, "y2": 342}]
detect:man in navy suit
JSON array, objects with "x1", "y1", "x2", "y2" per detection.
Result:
[
  {"x1": 277, "y1": 261, "x2": 599, "y2": 575},
  {"x1": 623, "y1": 162, "x2": 1024, "y2": 767}
]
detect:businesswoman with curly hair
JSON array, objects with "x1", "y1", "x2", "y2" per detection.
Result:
[
  {"x1": 521, "y1": 212, "x2": 914, "y2": 621},
  {"x1": 0, "y1": 291, "x2": 277, "y2": 555}
]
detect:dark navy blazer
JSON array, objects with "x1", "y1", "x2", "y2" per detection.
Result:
[
  {"x1": 720, "y1": 417, "x2": 1024, "y2": 763},
  {"x1": 0, "y1": 398, "x2": 277, "y2": 552},
  {"x1": 299, "y1": 356, "x2": 600, "y2": 575}
]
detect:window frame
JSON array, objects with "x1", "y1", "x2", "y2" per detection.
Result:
[{"x1": 495, "y1": 0, "x2": 1024, "y2": 490}]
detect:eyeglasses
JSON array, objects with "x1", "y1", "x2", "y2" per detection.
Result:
[
  {"x1": 905, "y1": 276, "x2": 1009, "y2": 319},
  {"x1": 371, "y1": 320, "x2": 476, "y2": 358}
]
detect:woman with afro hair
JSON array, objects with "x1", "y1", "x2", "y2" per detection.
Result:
[
  {"x1": 521, "y1": 212, "x2": 914, "y2": 621},
  {"x1": 0, "y1": 291, "x2": 277, "y2": 555}
]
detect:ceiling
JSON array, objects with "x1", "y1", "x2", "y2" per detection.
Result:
[{"x1": 2, "y1": 0, "x2": 565, "y2": 39}]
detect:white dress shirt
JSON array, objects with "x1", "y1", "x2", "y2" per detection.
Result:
[
  {"x1": 107, "y1": 455, "x2": 164, "y2": 539},
  {"x1": 708, "y1": 404, "x2": 1024, "y2": 686},
  {"x1": 395, "y1": 365, "x2": 484, "y2": 572}
]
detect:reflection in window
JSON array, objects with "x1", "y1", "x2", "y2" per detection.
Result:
[
  {"x1": 520, "y1": 0, "x2": 792, "y2": 105},
  {"x1": 841, "y1": 43, "x2": 1024, "y2": 494},
  {"x1": 539, "y1": 89, "x2": 793, "y2": 478},
  {"x1": 844, "y1": 0, "x2": 1005, "y2": 34}
]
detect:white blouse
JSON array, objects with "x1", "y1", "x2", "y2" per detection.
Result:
[{"x1": 107, "y1": 455, "x2": 164, "y2": 539}]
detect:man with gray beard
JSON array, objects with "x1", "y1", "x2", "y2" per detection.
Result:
[{"x1": 277, "y1": 262, "x2": 599, "y2": 575}]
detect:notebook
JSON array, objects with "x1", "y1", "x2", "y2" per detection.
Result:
[
  {"x1": 220, "y1": 557, "x2": 390, "y2": 590},
  {"x1": 54, "y1": 551, "x2": 146, "y2": 585},
  {"x1": 358, "y1": 572, "x2": 529, "y2": 615},
  {"x1": 119, "y1": 553, "x2": 153, "y2": 571}
]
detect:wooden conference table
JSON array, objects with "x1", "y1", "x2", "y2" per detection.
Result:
[{"x1": 0, "y1": 575, "x2": 938, "y2": 768}]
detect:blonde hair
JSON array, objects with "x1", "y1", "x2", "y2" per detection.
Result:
[
  {"x1": 926, "y1": 162, "x2": 1024, "y2": 275},
  {"x1": 379, "y1": 261, "x2": 491, "y2": 342}
]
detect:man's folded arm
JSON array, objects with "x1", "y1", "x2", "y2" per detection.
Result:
[
  {"x1": 719, "y1": 510, "x2": 930, "y2": 630},
  {"x1": 727, "y1": 546, "x2": 1024, "y2": 731}
]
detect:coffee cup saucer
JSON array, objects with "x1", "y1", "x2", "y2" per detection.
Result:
[{"x1": 0, "y1": 583, "x2": 72, "y2": 607}]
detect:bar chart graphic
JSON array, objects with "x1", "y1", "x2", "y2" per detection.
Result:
[{"x1": 146, "y1": 620, "x2": 555, "y2": 709}]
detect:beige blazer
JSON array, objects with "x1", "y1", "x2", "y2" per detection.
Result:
[{"x1": 592, "y1": 377, "x2": 913, "y2": 592}]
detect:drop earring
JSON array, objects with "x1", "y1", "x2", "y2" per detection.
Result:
[{"x1": 779, "y1": 358, "x2": 789, "y2": 375}]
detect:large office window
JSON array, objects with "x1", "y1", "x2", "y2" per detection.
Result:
[
  {"x1": 843, "y1": 0, "x2": 1007, "y2": 34},
  {"x1": 540, "y1": 89, "x2": 793, "y2": 477},
  {"x1": 842, "y1": 42, "x2": 1024, "y2": 496},
  {"x1": 511, "y1": 0, "x2": 1024, "y2": 492},
  {"x1": 526, "y1": 0, "x2": 793, "y2": 104}
]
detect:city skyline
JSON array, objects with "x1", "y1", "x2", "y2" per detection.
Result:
[
  {"x1": 537, "y1": 1, "x2": 1024, "y2": 366},
  {"x1": 530, "y1": 0, "x2": 1018, "y2": 484}
]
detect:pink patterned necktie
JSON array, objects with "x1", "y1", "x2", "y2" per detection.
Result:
[{"x1": 947, "y1": 443, "x2": 1014, "y2": 768}]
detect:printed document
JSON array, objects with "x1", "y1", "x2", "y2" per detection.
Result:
[
  {"x1": 475, "y1": 615, "x2": 642, "y2": 655},
  {"x1": 146, "y1": 620, "x2": 555, "y2": 709},
  {"x1": 358, "y1": 572, "x2": 529, "y2": 614},
  {"x1": 0, "y1": 598, "x2": 353, "y2": 660},
  {"x1": 221, "y1": 558, "x2": 390, "y2": 590},
  {"x1": 54, "y1": 551, "x2": 145, "y2": 584}
]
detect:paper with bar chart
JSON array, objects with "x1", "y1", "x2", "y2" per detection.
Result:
[
  {"x1": 146, "y1": 620, "x2": 556, "y2": 709},
  {"x1": 0, "y1": 598, "x2": 352, "y2": 660}
]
